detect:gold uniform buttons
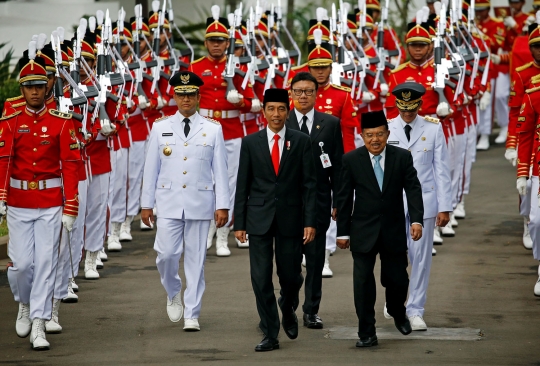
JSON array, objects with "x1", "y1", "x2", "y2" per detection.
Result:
[
  {"x1": 205, "y1": 186, "x2": 208, "y2": 189},
  {"x1": 33, "y1": 148, "x2": 37, "y2": 152},
  {"x1": 184, "y1": 142, "x2": 188, "y2": 146},
  {"x1": 182, "y1": 184, "x2": 186, "y2": 188},
  {"x1": 203, "y1": 142, "x2": 206, "y2": 146},
  {"x1": 424, "y1": 148, "x2": 427, "y2": 151},
  {"x1": 184, "y1": 157, "x2": 187, "y2": 161},
  {"x1": 33, "y1": 162, "x2": 36, "y2": 166},
  {"x1": 183, "y1": 171, "x2": 187, "y2": 175},
  {"x1": 33, "y1": 133, "x2": 37, "y2": 136}
]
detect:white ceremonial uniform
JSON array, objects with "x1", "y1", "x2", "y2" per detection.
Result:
[
  {"x1": 126, "y1": 140, "x2": 147, "y2": 217},
  {"x1": 389, "y1": 115, "x2": 453, "y2": 317},
  {"x1": 141, "y1": 111, "x2": 229, "y2": 319},
  {"x1": 109, "y1": 148, "x2": 128, "y2": 225}
]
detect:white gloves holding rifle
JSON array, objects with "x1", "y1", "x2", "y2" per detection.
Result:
[
  {"x1": 517, "y1": 177, "x2": 527, "y2": 196},
  {"x1": 62, "y1": 215, "x2": 76, "y2": 232},
  {"x1": 227, "y1": 89, "x2": 242, "y2": 104},
  {"x1": 505, "y1": 148, "x2": 517, "y2": 166},
  {"x1": 479, "y1": 91, "x2": 491, "y2": 111},
  {"x1": 436, "y1": 102, "x2": 452, "y2": 117}
]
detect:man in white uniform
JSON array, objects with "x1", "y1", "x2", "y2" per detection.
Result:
[
  {"x1": 141, "y1": 71, "x2": 229, "y2": 331},
  {"x1": 385, "y1": 83, "x2": 453, "y2": 330}
]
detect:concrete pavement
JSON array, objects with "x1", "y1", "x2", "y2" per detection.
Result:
[{"x1": 1, "y1": 142, "x2": 539, "y2": 365}]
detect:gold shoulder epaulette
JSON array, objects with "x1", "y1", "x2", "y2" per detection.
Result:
[
  {"x1": 203, "y1": 116, "x2": 220, "y2": 125},
  {"x1": 11, "y1": 101, "x2": 26, "y2": 108},
  {"x1": 331, "y1": 84, "x2": 352, "y2": 92},
  {"x1": 516, "y1": 62, "x2": 533, "y2": 72},
  {"x1": 6, "y1": 95, "x2": 23, "y2": 102},
  {"x1": 49, "y1": 109, "x2": 72, "y2": 119},
  {"x1": 492, "y1": 17, "x2": 503, "y2": 23},
  {"x1": 391, "y1": 62, "x2": 409, "y2": 74},
  {"x1": 154, "y1": 115, "x2": 169, "y2": 123},
  {"x1": 291, "y1": 62, "x2": 308, "y2": 71},
  {"x1": 387, "y1": 118, "x2": 395, "y2": 123},
  {"x1": 526, "y1": 85, "x2": 540, "y2": 94},
  {"x1": 0, "y1": 110, "x2": 22, "y2": 121},
  {"x1": 191, "y1": 56, "x2": 205, "y2": 64},
  {"x1": 423, "y1": 115, "x2": 440, "y2": 124}
]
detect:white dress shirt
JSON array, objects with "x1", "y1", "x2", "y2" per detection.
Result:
[
  {"x1": 180, "y1": 112, "x2": 197, "y2": 138},
  {"x1": 294, "y1": 108, "x2": 315, "y2": 134},
  {"x1": 400, "y1": 115, "x2": 417, "y2": 138},
  {"x1": 266, "y1": 126, "x2": 287, "y2": 161},
  {"x1": 368, "y1": 147, "x2": 386, "y2": 171}
]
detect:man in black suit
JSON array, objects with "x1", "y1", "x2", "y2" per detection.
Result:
[
  {"x1": 336, "y1": 110, "x2": 424, "y2": 348},
  {"x1": 286, "y1": 72, "x2": 344, "y2": 329},
  {"x1": 234, "y1": 89, "x2": 317, "y2": 352}
]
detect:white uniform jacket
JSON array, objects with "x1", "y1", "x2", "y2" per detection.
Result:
[
  {"x1": 388, "y1": 115, "x2": 453, "y2": 219},
  {"x1": 141, "y1": 111, "x2": 230, "y2": 220}
]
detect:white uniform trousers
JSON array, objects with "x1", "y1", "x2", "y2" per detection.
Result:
[
  {"x1": 463, "y1": 122, "x2": 477, "y2": 195},
  {"x1": 7, "y1": 206, "x2": 62, "y2": 320},
  {"x1": 53, "y1": 179, "x2": 88, "y2": 299},
  {"x1": 154, "y1": 216, "x2": 210, "y2": 319},
  {"x1": 520, "y1": 178, "x2": 532, "y2": 217},
  {"x1": 494, "y1": 72, "x2": 510, "y2": 128},
  {"x1": 451, "y1": 133, "x2": 467, "y2": 208},
  {"x1": 85, "y1": 172, "x2": 110, "y2": 252},
  {"x1": 446, "y1": 133, "x2": 456, "y2": 200},
  {"x1": 223, "y1": 138, "x2": 241, "y2": 226},
  {"x1": 477, "y1": 89, "x2": 493, "y2": 136},
  {"x1": 528, "y1": 177, "x2": 540, "y2": 260},
  {"x1": 126, "y1": 140, "x2": 147, "y2": 216},
  {"x1": 109, "y1": 148, "x2": 128, "y2": 224},
  {"x1": 405, "y1": 216, "x2": 436, "y2": 317}
]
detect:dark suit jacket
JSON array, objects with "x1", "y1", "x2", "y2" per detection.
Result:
[
  {"x1": 234, "y1": 127, "x2": 317, "y2": 237},
  {"x1": 336, "y1": 144, "x2": 424, "y2": 254},
  {"x1": 286, "y1": 110, "x2": 344, "y2": 229}
]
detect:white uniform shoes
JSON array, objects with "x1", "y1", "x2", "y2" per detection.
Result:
[
  {"x1": 96, "y1": 253, "x2": 104, "y2": 269},
  {"x1": 476, "y1": 134, "x2": 490, "y2": 151},
  {"x1": 30, "y1": 319, "x2": 50, "y2": 350},
  {"x1": 454, "y1": 200, "x2": 466, "y2": 219},
  {"x1": 322, "y1": 250, "x2": 333, "y2": 278},
  {"x1": 535, "y1": 277, "x2": 540, "y2": 297},
  {"x1": 450, "y1": 213, "x2": 458, "y2": 228},
  {"x1": 184, "y1": 318, "x2": 200, "y2": 331},
  {"x1": 433, "y1": 228, "x2": 443, "y2": 245},
  {"x1": 107, "y1": 222, "x2": 122, "y2": 252},
  {"x1": 441, "y1": 222, "x2": 455, "y2": 237},
  {"x1": 523, "y1": 217, "x2": 533, "y2": 250},
  {"x1": 70, "y1": 278, "x2": 79, "y2": 292},
  {"x1": 302, "y1": 254, "x2": 306, "y2": 267},
  {"x1": 409, "y1": 315, "x2": 428, "y2": 331},
  {"x1": 216, "y1": 227, "x2": 231, "y2": 257},
  {"x1": 140, "y1": 218, "x2": 153, "y2": 231},
  {"x1": 207, "y1": 220, "x2": 217, "y2": 250},
  {"x1": 16, "y1": 302, "x2": 31, "y2": 338},
  {"x1": 119, "y1": 216, "x2": 134, "y2": 241},
  {"x1": 45, "y1": 299, "x2": 62, "y2": 334},
  {"x1": 432, "y1": 247, "x2": 437, "y2": 256},
  {"x1": 236, "y1": 234, "x2": 249, "y2": 248},
  {"x1": 99, "y1": 248, "x2": 108, "y2": 262},
  {"x1": 494, "y1": 126, "x2": 508, "y2": 144},
  {"x1": 84, "y1": 251, "x2": 100, "y2": 280},
  {"x1": 167, "y1": 293, "x2": 184, "y2": 323},
  {"x1": 383, "y1": 303, "x2": 392, "y2": 319},
  {"x1": 62, "y1": 279, "x2": 78, "y2": 303}
]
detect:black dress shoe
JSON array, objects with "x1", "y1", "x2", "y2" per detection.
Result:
[
  {"x1": 281, "y1": 310, "x2": 299, "y2": 339},
  {"x1": 394, "y1": 317, "x2": 412, "y2": 335},
  {"x1": 303, "y1": 313, "x2": 323, "y2": 329},
  {"x1": 255, "y1": 336, "x2": 279, "y2": 352},
  {"x1": 356, "y1": 335, "x2": 378, "y2": 347}
]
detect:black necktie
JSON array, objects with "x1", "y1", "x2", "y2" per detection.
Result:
[
  {"x1": 183, "y1": 118, "x2": 190, "y2": 137},
  {"x1": 404, "y1": 124, "x2": 412, "y2": 142},
  {"x1": 300, "y1": 115, "x2": 309, "y2": 135}
]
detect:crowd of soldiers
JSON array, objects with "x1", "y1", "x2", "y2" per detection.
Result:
[{"x1": 2, "y1": 0, "x2": 540, "y2": 351}]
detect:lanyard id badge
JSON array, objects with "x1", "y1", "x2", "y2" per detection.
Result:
[{"x1": 319, "y1": 142, "x2": 332, "y2": 168}]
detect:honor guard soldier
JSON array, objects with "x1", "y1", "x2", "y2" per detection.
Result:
[
  {"x1": 189, "y1": 5, "x2": 255, "y2": 257},
  {"x1": 385, "y1": 83, "x2": 452, "y2": 330},
  {"x1": 141, "y1": 71, "x2": 229, "y2": 330},
  {"x1": 0, "y1": 45, "x2": 80, "y2": 350}
]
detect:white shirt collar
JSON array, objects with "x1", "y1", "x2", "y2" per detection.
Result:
[
  {"x1": 267, "y1": 125, "x2": 287, "y2": 142},
  {"x1": 294, "y1": 108, "x2": 315, "y2": 125},
  {"x1": 400, "y1": 115, "x2": 418, "y2": 130},
  {"x1": 368, "y1": 146, "x2": 386, "y2": 161}
]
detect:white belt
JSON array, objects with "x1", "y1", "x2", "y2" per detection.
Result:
[
  {"x1": 199, "y1": 108, "x2": 239, "y2": 119},
  {"x1": 240, "y1": 113, "x2": 256, "y2": 122},
  {"x1": 10, "y1": 178, "x2": 62, "y2": 190}
]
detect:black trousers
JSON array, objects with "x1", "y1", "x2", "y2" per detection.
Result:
[
  {"x1": 301, "y1": 222, "x2": 328, "y2": 314},
  {"x1": 352, "y1": 236, "x2": 409, "y2": 338},
  {"x1": 249, "y1": 219, "x2": 304, "y2": 339}
]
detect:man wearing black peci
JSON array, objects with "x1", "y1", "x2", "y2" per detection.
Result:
[
  {"x1": 234, "y1": 89, "x2": 317, "y2": 352},
  {"x1": 286, "y1": 72, "x2": 344, "y2": 329},
  {"x1": 336, "y1": 110, "x2": 424, "y2": 348}
]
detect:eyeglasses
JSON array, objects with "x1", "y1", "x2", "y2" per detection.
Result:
[
  {"x1": 175, "y1": 93, "x2": 197, "y2": 100},
  {"x1": 291, "y1": 89, "x2": 315, "y2": 96},
  {"x1": 363, "y1": 132, "x2": 387, "y2": 139}
]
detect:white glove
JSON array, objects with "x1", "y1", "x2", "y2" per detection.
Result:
[
  {"x1": 226, "y1": 89, "x2": 242, "y2": 104},
  {"x1": 100, "y1": 122, "x2": 116, "y2": 136},
  {"x1": 526, "y1": 15, "x2": 536, "y2": 26},
  {"x1": 156, "y1": 96, "x2": 165, "y2": 109},
  {"x1": 250, "y1": 98, "x2": 262, "y2": 113},
  {"x1": 436, "y1": 102, "x2": 453, "y2": 117},
  {"x1": 517, "y1": 177, "x2": 527, "y2": 196},
  {"x1": 62, "y1": 214, "x2": 76, "y2": 232},
  {"x1": 138, "y1": 95, "x2": 148, "y2": 110},
  {"x1": 491, "y1": 53, "x2": 501, "y2": 65},
  {"x1": 0, "y1": 201, "x2": 6, "y2": 217},
  {"x1": 505, "y1": 148, "x2": 517, "y2": 166},
  {"x1": 361, "y1": 91, "x2": 376, "y2": 103},
  {"x1": 126, "y1": 97, "x2": 133, "y2": 109},
  {"x1": 479, "y1": 91, "x2": 491, "y2": 111},
  {"x1": 379, "y1": 83, "x2": 389, "y2": 97},
  {"x1": 503, "y1": 16, "x2": 517, "y2": 29}
]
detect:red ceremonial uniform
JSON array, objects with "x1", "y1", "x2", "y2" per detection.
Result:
[
  {"x1": 516, "y1": 79, "x2": 540, "y2": 178},
  {"x1": 476, "y1": 17, "x2": 508, "y2": 76},
  {"x1": 0, "y1": 107, "x2": 80, "y2": 216},
  {"x1": 505, "y1": 12, "x2": 530, "y2": 53},
  {"x1": 189, "y1": 55, "x2": 254, "y2": 141}
]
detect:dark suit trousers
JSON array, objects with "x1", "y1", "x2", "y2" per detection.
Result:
[
  {"x1": 301, "y1": 222, "x2": 329, "y2": 314},
  {"x1": 249, "y1": 218, "x2": 304, "y2": 339},
  {"x1": 352, "y1": 234, "x2": 409, "y2": 338}
]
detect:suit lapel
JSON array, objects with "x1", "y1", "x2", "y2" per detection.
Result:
[
  {"x1": 277, "y1": 129, "x2": 292, "y2": 176},
  {"x1": 258, "y1": 130, "x2": 276, "y2": 176},
  {"x1": 381, "y1": 147, "x2": 394, "y2": 194},
  {"x1": 287, "y1": 111, "x2": 300, "y2": 131},
  {"x1": 390, "y1": 120, "x2": 409, "y2": 148},
  {"x1": 361, "y1": 149, "x2": 381, "y2": 192},
  {"x1": 310, "y1": 112, "x2": 325, "y2": 141},
  {"x1": 169, "y1": 113, "x2": 186, "y2": 142},
  {"x1": 185, "y1": 115, "x2": 203, "y2": 142},
  {"x1": 409, "y1": 118, "x2": 425, "y2": 146}
]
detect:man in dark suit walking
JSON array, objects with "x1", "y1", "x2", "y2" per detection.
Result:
[
  {"x1": 234, "y1": 89, "x2": 317, "y2": 352},
  {"x1": 336, "y1": 110, "x2": 424, "y2": 348},
  {"x1": 286, "y1": 72, "x2": 344, "y2": 329}
]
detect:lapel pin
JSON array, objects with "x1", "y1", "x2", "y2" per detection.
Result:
[
  {"x1": 286, "y1": 141, "x2": 291, "y2": 150},
  {"x1": 421, "y1": 137, "x2": 426, "y2": 141},
  {"x1": 316, "y1": 125, "x2": 320, "y2": 129}
]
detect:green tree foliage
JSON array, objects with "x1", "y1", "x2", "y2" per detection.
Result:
[{"x1": 0, "y1": 43, "x2": 21, "y2": 114}]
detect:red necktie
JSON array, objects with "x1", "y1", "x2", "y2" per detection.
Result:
[{"x1": 272, "y1": 134, "x2": 280, "y2": 175}]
